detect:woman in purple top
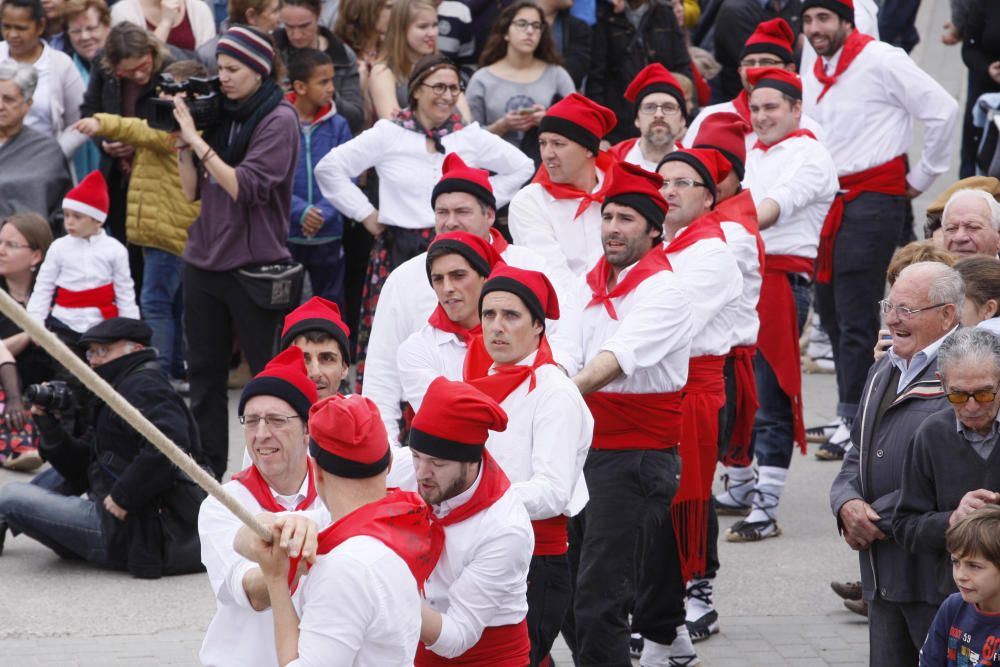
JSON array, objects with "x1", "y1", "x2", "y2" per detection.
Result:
[{"x1": 175, "y1": 25, "x2": 299, "y2": 479}]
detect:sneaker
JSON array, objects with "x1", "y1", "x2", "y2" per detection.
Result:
[
  {"x1": 2, "y1": 446, "x2": 42, "y2": 472},
  {"x1": 844, "y1": 599, "x2": 869, "y2": 617},
  {"x1": 815, "y1": 420, "x2": 851, "y2": 460},
  {"x1": 725, "y1": 517, "x2": 782, "y2": 542},
  {"x1": 686, "y1": 610, "x2": 719, "y2": 643},
  {"x1": 630, "y1": 633, "x2": 644, "y2": 659},
  {"x1": 805, "y1": 418, "x2": 841, "y2": 444},
  {"x1": 830, "y1": 580, "x2": 863, "y2": 601}
]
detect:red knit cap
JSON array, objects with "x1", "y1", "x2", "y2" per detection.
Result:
[
  {"x1": 747, "y1": 67, "x2": 803, "y2": 100},
  {"x1": 658, "y1": 148, "x2": 728, "y2": 205},
  {"x1": 741, "y1": 18, "x2": 795, "y2": 63},
  {"x1": 238, "y1": 346, "x2": 319, "y2": 420},
  {"x1": 624, "y1": 63, "x2": 687, "y2": 118},
  {"x1": 432, "y1": 153, "x2": 496, "y2": 209},
  {"x1": 280, "y1": 296, "x2": 351, "y2": 361},
  {"x1": 479, "y1": 265, "x2": 560, "y2": 323},
  {"x1": 602, "y1": 161, "x2": 668, "y2": 230},
  {"x1": 426, "y1": 230, "x2": 505, "y2": 283},
  {"x1": 801, "y1": 0, "x2": 854, "y2": 23},
  {"x1": 63, "y1": 170, "x2": 110, "y2": 223},
  {"x1": 539, "y1": 92, "x2": 617, "y2": 153},
  {"x1": 409, "y1": 377, "x2": 508, "y2": 462},
  {"x1": 692, "y1": 112, "x2": 750, "y2": 180},
  {"x1": 308, "y1": 394, "x2": 391, "y2": 478}
]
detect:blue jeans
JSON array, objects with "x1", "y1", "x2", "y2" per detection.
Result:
[
  {"x1": 141, "y1": 248, "x2": 185, "y2": 378},
  {"x1": 289, "y1": 241, "x2": 346, "y2": 315}
]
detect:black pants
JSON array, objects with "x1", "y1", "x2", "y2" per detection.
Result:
[
  {"x1": 567, "y1": 449, "x2": 684, "y2": 666},
  {"x1": 814, "y1": 192, "x2": 905, "y2": 422},
  {"x1": 527, "y1": 554, "x2": 571, "y2": 667},
  {"x1": 868, "y1": 596, "x2": 938, "y2": 667},
  {"x1": 183, "y1": 264, "x2": 283, "y2": 479}
]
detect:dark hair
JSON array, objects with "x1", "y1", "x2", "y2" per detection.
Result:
[
  {"x1": 478, "y1": 1, "x2": 561, "y2": 68},
  {"x1": 955, "y1": 256, "x2": 1000, "y2": 310},
  {"x1": 947, "y1": 505, "x2": 1000, "y2": 570},
  {"x1": 101, "y1": 21, "x2": 168, "y2": 74},
  {"x1": 426, "y1": 245, "x2": 463, "y2": 270},
  {"x1": 287, "y1": 48, "x2": 333, "y2": 85},
  {"x1": 0, "y1": 213, "x2": 52, "y2": 290},
  {"x1": 163, "y1": 59, "x2": 209, "y2": 81},
  {"x1": 407, "y1": 53, "x2": 459, "y2": 107},
  {"x1": 227, "y1": 0, "x2": 272, "y2": 25},
  {"x1": 282, "y1": 0, "x2": 321, "y2": 15},
  {"x1": 334, "y1": 0, "x2": 390, "y2": 54},
  {"x1": 1, "y1": 0, "x2": 45, "y2": 24}
]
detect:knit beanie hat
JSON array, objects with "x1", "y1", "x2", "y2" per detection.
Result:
[
  {"x1": 624, "y1": 63, "x2": 687, "y2": 119},
  {"x1": 692, "y1": 112, "x2": 750, "y2": 181},
  {"x1": 539, "y1": 93, "x2": 617, "y2": 154},
  {"x1": 308, "y1": 394, "x2": 390, "y2": 478},
  {"x1": 801, "y1": 0, "x2": 854, "y2": 23},
  {"x1": 409, "y1": 377, "x2": 508, "y2": 462},
  {"x1": 280, "y1": 296, "x2": 352, "y2": 363},
  {"x1": 602, "y1": 161, "x2": 669, "y2": 230},
  {"x1": 217, "y1": 26, "x2": 275, "y2": 77},
  {"x1": 479, "y1": 265, "x2": 560, "y2": 324},
  {"x1": 432, "y1": 153, "x2": 496, "y2": 210},
  {"x1": 63, "y1": 170, "x2": 109, "y2": 223},
  {"x1": 426, "y1": 231, "x2": 505, "y2": 283},
  {"x1": 657, "y1": 148, "x2": 728, "y2": 206},
  {"x1": 740, "y1": 18, "x2": 796, "y2": 63},
  {"x1": 238, "y1": 347, "x2": 318, "y2": 420},
  {"x1": 747, "y1": 67, "x2": 803, "y2": 101}
]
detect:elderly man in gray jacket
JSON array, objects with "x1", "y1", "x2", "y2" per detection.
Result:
[{"x1": 829, "y1": 261, "x2": 963, "y2": 667}]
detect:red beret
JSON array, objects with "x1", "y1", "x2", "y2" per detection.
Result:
[
  {"x1": 426, "y1": 231, "x2": 505, "y2": 282},
  {"x1": 280, "y1": 296, "x2": 351, "y2": 361},
  {"x1": 692, "y1": 112, "x2": 750, "y2": 180},
  {"x1": 479, "y1": 264, "x2": 560, "y2": 323},
  {"x1": 409, "y1": 377, "x2": 507, "y2": 462},
  {"x1": 741, "y1": 18, "x2": 795, "y2": 63},
  {"x1": 658, "y1": 147, "x2": 728, "y2": 205},
  {"x1": 624, "y1": 63, "x2": 687, "y2": 118},
  {"x1": 539, "y1": 93, "x2": 617, "y2": 153},
  {"x1": 308, "y1": 394, "x2": 390, "y2": 478},
  {"x1": 238, "y1": 346, "x2": 318, "y2": 420},
  {"x1": 747, "y1": 66, "x2": 803, "y2": 100},
  {"x1": 602, "y1": 161, "x2": 669, "y2": 230},
  {"x1": 432, "y1": 152, "x2": 496, "y2": 209}
]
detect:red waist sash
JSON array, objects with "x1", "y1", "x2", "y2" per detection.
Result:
[
  {"x1": 54, "y1": 283, "x2": 118, "y2": 319},
  {"x1": 724, "y1": 345, "x2": 759, "y2": 466},
  {"x1": 415, "y1": 619, "x2": 530, "y2": 667},
  {"x1": 531, "y1": 515, "x2": 568, "y2": 556},
  {"x1": 815, "y1": 155, "x2": 907, "y2": 284},
  {"x1": 584, "y1": 391, "x2": 683, "y2": 450}
]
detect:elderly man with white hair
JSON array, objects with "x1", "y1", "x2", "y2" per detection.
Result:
[
  {"x1": 942, "y1": 188, "x2": 1000, "y2": 258},
  {"x1": 0, "y1": 60, "x2": 72, "y2": 226},
  {"x1": 829, "y1": 261, "x2": 962, "y2": 667}
]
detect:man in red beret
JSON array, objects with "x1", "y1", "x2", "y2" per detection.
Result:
[
  {"x1": 236, "y1": 393, "x2": 444, "y2": 665},
  {"x1": 508, "y1": 93, "x2": 619, "y2": 292},
  {"x1": 609, "y1": 64, "x2": 687, "y2": 172},
  {"x1": 279, "y1": 296, "x2": 352, "y2": 399},
  {"x1": 570, "y1": 160, "x2": 695, "y2": 665},
  {"x1": 199, "y1": 347, "x2": 323, "y2": 667},
  {"x1": 463, "y1": 265, "x2": 593, "y2": 666}
]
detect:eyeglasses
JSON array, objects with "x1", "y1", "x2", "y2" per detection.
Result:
[
  {"x1": 421, "y1": 82, "x2": 463, "y2": 97},
  {"x1": 661, "y1": 178, "x2": 708, "y2": 191},
  {"x1": 115, "y1": 53, "x2": 153, "y2": 78},
  {"x1": 946, "y1": 385, "x2": 1000, "y2": 405},
  {"x1": 511, "y1": 19, "x2": 543, "y2": 32},
  {"x1": 239, "y1": 413, "x2": 301, "y2": 429},
  {"x1": 0, "y1": 240, "x2": 33, "y2": 251},
  {"x1": 638, "y1": 102, "x2": 682, "y2": 116},
  {"x1": 878, "y1": 300, "x2": 948, "y2": 320},
  {"x1": 85, "y1": 345, "x2": 111, "y2": 362},
  {"x1": 740, "y1": 57, "x2": 786, "y2": 68}
]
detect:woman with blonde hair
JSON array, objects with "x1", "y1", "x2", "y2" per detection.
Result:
[
  {"x1": 333, "y1": 0, "x2": 392, "y2": 85},
  {"x1": 367, "y1": 0, "x2": 438, "y2": 119}
]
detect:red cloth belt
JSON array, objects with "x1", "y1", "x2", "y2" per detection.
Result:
[
  {"x1": 54, "y1": 284, "x2": 118, "y2": 319},
  {"x1": 723, "y1": 345, "x2": 759, "y2": 467},
  {"x1": 673, "y1": 355, "x2": 726, "y2": 582},
  {"x1": 415, "y1": 619, "x2": 530, "y2": 666},
  {"x1": 756, "y1": 254, "x2": 815, "y2": 455},
  {"x1": 584, "y1": 391, "x2": 683, "y2": 450},
  {"x1": 531, "y1": 515, "x2": 568, "y2": 556},
  {"x1": 815, "y1": 155, "x2": 907, "y2": 284}
]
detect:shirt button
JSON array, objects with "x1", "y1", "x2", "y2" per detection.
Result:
[
  {"x1": 875, "y1": 449, "x2": 884, "y2": 458},
  {"x1": 880, "y1": 588, "x2": 888, "y2": 597}
]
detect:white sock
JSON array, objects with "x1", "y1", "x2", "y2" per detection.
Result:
[
  {"x1": 685, "y1": 578, "x2": 714, "y2": 621},
  {"x1": 719, "y1": 464, "x2": 755, "y2": 505},
  {"x1": 746, "y1": 465, "x2": 787, "y2": 524}
]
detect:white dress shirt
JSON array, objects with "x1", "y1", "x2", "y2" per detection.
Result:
[
  {"x1": 799, "y1": 0, "x2": 879, "y2": 98},
  {"x1": 664, "y1": 231, "x2": 742, "y2": 357},
  {"x1": 314, "y1": 120, "x2": 533, "y2": 230},
  {"x1": 684, "y1": 99, "x2": 826, "y2": 155},
  {"x1": 199, "y1": 476, "x2": 326, "y2": 667},
  {"x1": 744, "y1": 135, "x2": 839, "y2": 259},
  {"x1": 801, "y1": 39, "x2": 959, "y2": 192},
  {"x1": 719, "y1": 220, "x2": 762, "y2": 348},
  {"x1": 289, "y1": 535, "x2": 422, "y2": 666},
  {"x1": 397, "y1": 324, "x2": 469, "y2": 413},
  {"x1": 578, "y1": 261, "x2": 693, "y2": 393},
  {"x1": 27, "y1": 229, "x2": 139, "y2": 333},
  {"x1": 887, "y1": 327, "x2": 955, "y2": 392},
  {"x1": 622, "y1": 140, "x2": 663, "y2": 173}
]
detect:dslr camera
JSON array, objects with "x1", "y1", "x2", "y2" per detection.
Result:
[
  {"x1": 144, "y1": 74, "x2": 223, "y2": 133},
  {"x1": 24, "y1": 381, "x2": 73, "y2": 411}
]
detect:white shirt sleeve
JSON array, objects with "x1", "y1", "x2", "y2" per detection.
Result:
[
  {"x1": 314, "y1": 125, "x2": 384, "y2": 223},
  {"x1": 362, "y1": 272, "x2": 408, "y2": 447},
  {"x1": 675, "y1": 245, "x2": 742, "y2": 340},
  {"x1": 468, "y1": 127, "x2": 534, "y2": 207},
  {"x1": 396, "y1": 330, "x2": 442, "y2": 414},
  {"x1": 508, "y1": 189, "x2": 579, "y2": 294},
  {"x1": 762, "y1": 148, "x2": 839, "y2": 222},
  {"x1": 26, "y1": 240, "x2": 61, "y2": 324},
  {"x1": 111, "y1": 239, "x2": 139, "y2": 318},
  {"x1": 198, "y1": 495, "x2": 258, "y2": 610}
]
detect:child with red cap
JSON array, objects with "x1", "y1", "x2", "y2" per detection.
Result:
[{"x1": 27, "y1": 170, "x2": 139, "y2": 338}]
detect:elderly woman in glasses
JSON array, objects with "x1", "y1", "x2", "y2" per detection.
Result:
[{"x1": 315, "y1": 53, "x2": 533, "y2": 382}]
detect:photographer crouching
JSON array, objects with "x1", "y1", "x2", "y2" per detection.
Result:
[{"x1": 0, "y1": 318, "x2": 207, "y2": 578}]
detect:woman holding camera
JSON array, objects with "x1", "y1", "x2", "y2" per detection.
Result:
[{"x1": 174, "y1": 26, "x2": 299, "y2": 480}]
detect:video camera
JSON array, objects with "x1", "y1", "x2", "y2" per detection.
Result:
[{"x1": 143, "y1": 74, "x2": 223, "y2": 133}]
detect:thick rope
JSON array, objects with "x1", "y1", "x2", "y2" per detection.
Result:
[{"x1": 0, "y1": 289, "x2": 272, "y2": 542}]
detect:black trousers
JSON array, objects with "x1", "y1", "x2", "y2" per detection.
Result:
[
  {"x1": 567, "y1": 449, "x2": 685, "y2": 666},
  {"x1": 527, "y1": 554, "x2": 571, "y2": 667},
  {"x1": 814, "y1": 192, "x2": 906, "y2": 422},
  {"x1": 183, "y1": 264, "x2": 283, "y2": 478},
  {"x1": 868, "y1": 596, "x2": 939, "y2": 667}
]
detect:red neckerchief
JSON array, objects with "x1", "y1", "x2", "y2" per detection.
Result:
[
  {"x1": 489, "y1": 227, "x2": 509, "y2": 254},
  {"x1": 663, "y1": 214, "x2": 726, "y2": 256},
  {"x1": 586, "y1": 246, "x2": 673, "y2": 320},
  {"x1": 731, "y1": 90, "x2": 751, "y2": 129},
  {"x1": 707, "y1": 190, "x2": 765, "y2": 274},
  {"x1": 427, "y1": 305, "x2": 481, "y2": 344},
  {"x1": 813, "y1": 31, "x2": 875, "y2": 103},
  {"x1": 290, "y1": 488, "x2": 444, "y2": 593},
  {"x1": 232, "y1": 460, "x2": 317, "y2": 514},
  {"x1": 752, "y1": 128, "x2": 817, "y2": 152},
  {"x1": 463, "y1": 336, "x2": 555, "y2": 404},
  {"x1": 434, "y1": 450, "x2": 511, "y2": 527},
  {"x1": 531, "y1": 151, "x2": 617, "y2": 219}
]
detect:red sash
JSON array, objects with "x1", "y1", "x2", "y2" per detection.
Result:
[
  {"x1": 707, "y1": 190, "x2": 765, "y2": 274},
  {"x1": 463, "y1": 336, "x2": 555, "y2": 403},
  {"x1": 531, "y1": 151, "x2": 617, "y2": 219},
  {"x1": 586, "y1": 246, "x2": 673, "y2": 320},
  {"x1": 731, "y1": 90, "x2": 751, "y2": 128},
  {"x1": 815, "y1": 155, "x2": 907, "y2": 283},
  {"x1": 415, "y1": 619, "x2": 530, "y2": 666},
  {"x1": 428, "y1": 306, "x2": 481, "y2": 344},
  {"x1": 673, "y1": 355, "x2": 726, "y2": 582},
  {"x1": 663, "y1": 214, "x2": 726, "y2": 256},
  {"x1": 813, "y1": 31, "x2": 875, "y2": 103},
  {"x1": 585, "y1": 391, "x2": 683, "y2": 450},
  {"x1": 488, "y1": 227, "x2": 509, "y2": 254},
  {"x1": 752, "y1": 128, "x2": 817, "y2": 153},
  {"x1": 435, "y1": 449, "x2": 511, "y2": 527},
  {"x1": 54, "y1": 283, "x2": 118, "y2": 319},
  {"x1": 607, "y1": 137, "x2": 638, "y2": 164},
  {"x1": 531, "y1": 515, "x2": 568, "y2": 557},
  {"x1": 756, "y1": 254, "x2": 815, "y2": 455},
  {"x1": 724, "y1": 345, "x2": 759, "y2": 466},
  {"x1": 232, "y1": 460, "x2": 317, "y2": 514}
]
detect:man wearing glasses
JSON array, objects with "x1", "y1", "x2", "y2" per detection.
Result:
[
  {"x1": 609, "y1": 63, "x2": 687, "y2": 173},
  {"x1": 830, "y1": 261, "x2": 962, "y2": 667}
]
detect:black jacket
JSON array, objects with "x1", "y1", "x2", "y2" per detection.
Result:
[
  {"x1": 37, "y1": 349, "x2": 206, "y2": 578},
  {"x1": 554, "y1": 11, "x2": 592, "y2": 90},
  {"x1": 587, "y1": 0, "x2": 692, "y2": 144}
]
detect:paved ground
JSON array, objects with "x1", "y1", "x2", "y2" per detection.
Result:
[{"x1": 0, "y1": 1, "x2": 966, "y2": 664}]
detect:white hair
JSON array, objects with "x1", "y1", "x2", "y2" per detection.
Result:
[
  {"x1": 943, "y1": 188, "x2": 1000, "y2": 232},
  {"x1": 0, "y1": 60, "x2": 38, "y2": 100},
  {"x1": 939, "y1": 327, "x2": 1000, "y2": 379},
  {"x1": 897, "y1": 261, "x2": 965, "y2": 314}
]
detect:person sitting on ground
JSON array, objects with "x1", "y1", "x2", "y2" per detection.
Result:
[{"x1": 942, "y1": 189, "x2": 1000, "y2": 259}]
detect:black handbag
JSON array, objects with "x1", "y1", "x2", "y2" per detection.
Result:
[{"x1": 235, "y1": 262, "x2": 305, "y2": 311}]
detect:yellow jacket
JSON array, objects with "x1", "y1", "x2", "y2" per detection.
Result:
[
  {"x1": 682, "y1": 0, "x2": 700, "y2": 29},
  {"x1": 94, "y1": 113, "x2": 199, "y2": 256}
]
